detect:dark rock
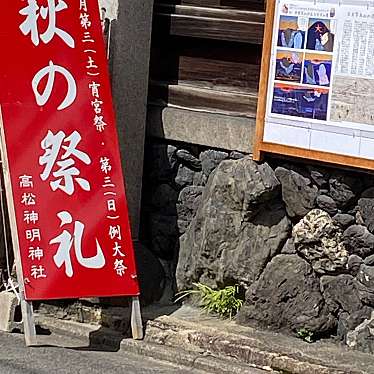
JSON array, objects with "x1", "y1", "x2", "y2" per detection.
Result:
[
  {"x1": 176, "y1": 158, "x2": 289, "y2": 291},
  {"x1": 292, "y1": 210, "x2": 348, "y2": 274},
  {"x1": 338, "y1": 307, "x2": 373, "y2": 342},
  {"x1": 174, "y1": 165, "x2": 195, "y2": 188},
  {"x1": 333, "y1": 213, "x2": 355, "y2": 229},
  {"x1": 355, "y1": 264, "x2": 374, "y2": 307},
  {"x1": 343, "y1": 225, "x2": 374, "y2": 258},
  {"x1": 275, "y1": 167, "x2": 318, "y2": 218},
  {"x1": 134, "y1": 242, "x2": 166, "y2": 305},
  {"x1": 307, "y1": 165, "x2": 329, "y2": 188},
  {"x1": 346, "y1": 311, "x2": 374, "y2": 353},
  {"x1": 358, "y1": 187, "x2": 374, "y2": 233},
  {"x1": 229, "y1": 151, "x2": 245, "y2": 160},
  {"x1": 151, "y1": 184, "x2": 179, "y2": 215},
  {"x1": 281, "y1": 238, "x2": 296, "y2": 255},
  {"x1": 200, "y1": 150, "x2": 229, "y2": 176},
  {"x1": 238, "y1": 255, "x2": 336, "y2": 335},
  {"x1": 348, "y1": 255, "x2": 363, "y2": 276},
  {"x1": 320, "y1": 274, "x2": 362, "y2": 315},
  {"x1": 175, "y1": 149, "x2": 202, "y2": 171},
  {"x1": 148, "y1": 214, "x2": 178, "y2": 260},
  {"x1": 316, "y1": 195, "x2": 338, "y2": 216},
  {"x1": 328, "y1": 173, "x2": 362, "y2": 208},
  {"x1": 176, "y1": 186, "x2": 204, "y2": 225},
  {"x1": 356, "y1": 265, "x2": 374, "y2": 306}
]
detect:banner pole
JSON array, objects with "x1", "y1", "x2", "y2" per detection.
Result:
[
  {"x1": 0, "y1": 106, "x2": 36, "y2": 346},
  {"x1": 131, "y1": 296, "x2": 143, "y2": 339}
]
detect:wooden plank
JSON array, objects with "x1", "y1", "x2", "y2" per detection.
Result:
[
  {"x1": 154, "y1": 11, "x2": 264, "y2": 43},
  {"x1": 156, "y1": 0, "x2": 265, "y2": 11},
  {"x1": 155, "y1": 4, "x2": 265, "y2": 23},
  {"x1": 151, "y1": 56, "x2": 260, "y2": 94},
  {"x1": 150, "y1": 36, "x2": 262, "y2": 93},
  {"x1": 131, "y1": 296, "x2": 143, "y2": 340},
  {"x1": 148, "y1": 82, "x2": 258, "y2": 117},
  {"x1": 0, "y1": 106, "x2": 37, "y2": 347},
  {"x1": 252, "y1": 0, "x2": 275, "y2": 161}
]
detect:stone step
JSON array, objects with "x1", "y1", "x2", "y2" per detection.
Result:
[{"x1": 140, "y1": 305, "x2": 374, "y2": 374}]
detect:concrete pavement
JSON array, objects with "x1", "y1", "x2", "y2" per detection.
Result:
[{"x1": 0, "y1": 330, "x2": 206, "y2": 374}]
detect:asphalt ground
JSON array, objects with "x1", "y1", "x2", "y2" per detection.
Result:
[{"x1": 0, "y1": 330, "x2": 207, "y2": 374}]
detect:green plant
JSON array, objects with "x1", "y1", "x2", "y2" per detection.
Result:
[
  {"x1": 297, "y1": 328, "x2": 314, "y2": 343},
  {"x1": 175, "y1": 282, "x2": 243, "y2": 319}
]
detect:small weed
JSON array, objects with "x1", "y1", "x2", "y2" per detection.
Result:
[
  {"x1": 175, "y1": 282, "x2": 243, "y2": 319},
  {"x1": 297, "y1": 328, "x2": 314, "y2": 343}
]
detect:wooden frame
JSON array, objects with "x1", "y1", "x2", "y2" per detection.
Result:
[{"x1": 253, "y1": 0, "x2": 374, "y2": 172}]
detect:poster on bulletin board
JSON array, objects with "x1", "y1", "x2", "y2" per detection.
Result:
[{"x1": 254, "y1": 0, "x2": 374, "y2": 171}]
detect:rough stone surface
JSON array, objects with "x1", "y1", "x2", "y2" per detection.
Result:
[
  {"x1": 174, "y1": 165, "x2": 195, "y2": 189},
  {"x1": 365, "y1": 254, "x2": 374, "y2": 266},
  {"x1": 281, "y1": 238, "x2": 296, "y2": 255},
  {"x1": 333, "y1": 213, "x2": 355, "y2": 229},
  {"x1": 292, "y1": 210, "x2": 348, "y2": 274},
  {"x1": 176, "y1": 186, "x2": 204, "y2": 234},
  {"x1": 356, "y1": 265, "x2": 374, "y2": 306},
  {"x1": 238, "y1": 255, "x2": 336, "y2": 334},
  {"x1": 337, "y1": 306, "x2": 373, "y2": 343},
  {"x1": 328, "y1": 173, "x2": 362, "y2": 208},
  {"x1": 275, "y1": 167, "x2": 318, "y2": 218},
  {"x1": 229, "y1": 151, "x2": 245, "y2": 160},
  {"x1": 348, "y1": 255, "x2": 364, "y2": 276},
  {"x1": 200, "y1": 150, "x2": 229, "y2": 177},
  {"x1": 192, "y1": 171, "x2": 208, "y2": 187},
  {"x1": 176, "y1": 158, "x2": 290, "y2": 290},
  {"x1": 316, "y1": 195, "x2": 338, "y2": 216},
  {"x1": 320, "y1": 275, "x2": 362, "y2": 315},
  {"x1": 143, "y1": 139, "x2": 374, "y2": 354},
  {"x1": 307, "y1": 166, "x2": 329, "y2": 188},
  {"x1": 343, "y1": 225, "x2": 374, "y2": 258},
  {"x1": 358, "y1": 187, "x2": 374, "y2": 233},
  {"x1": 346, "y1": 311, "x2": 374, "y2": 353},
  {"x1": 175, "y1": 149, "x2": 202, "y2": 171}
]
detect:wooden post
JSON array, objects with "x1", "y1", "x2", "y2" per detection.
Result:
[
  {"x1": 131, "y1": 296, "x2": 143, "y2": 340},
  {"x1": 0, "y1": 106, "x2": 37, "y2": 347}
]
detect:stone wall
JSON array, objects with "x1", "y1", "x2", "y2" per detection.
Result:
[{"x1": 142, "y1": 138, "x2": 374, "y2": 354}]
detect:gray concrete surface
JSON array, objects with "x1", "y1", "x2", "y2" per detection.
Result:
[
  {"x1": 0, "y1": 330, "x2": 206, "y2": 374},
  {"x1": 147, "y1": 105, "x2": 256, "y2": 153},
  {"x1": 110, "y1": 0, "x2": 154, "y2": 239}
]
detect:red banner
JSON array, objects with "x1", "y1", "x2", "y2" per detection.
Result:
[{"x1": 0, "y1": 0, "x2": 140, "y2": 300}]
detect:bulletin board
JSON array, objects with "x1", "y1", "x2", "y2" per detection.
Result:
[{"x1": 254, "y1": 0, "x2": 374, "y2": 170}]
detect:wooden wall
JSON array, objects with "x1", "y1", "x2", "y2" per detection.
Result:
[{"x1": 149, "y1": 0, "x2": 265, "y2": 119}]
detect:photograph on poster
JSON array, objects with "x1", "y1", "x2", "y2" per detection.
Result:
[
  {"x1": 277, "y1": 15, "x2": 305, "y2": 48},
  {"x1": 303, "y1": 53, "x2": 332, "y2": 86},
  {"x1": 275, "y1": 50, "x2": 303, "y2": 82},
  {"x1": 331, "y1": 76, "x2": 374, "y2": 125},
  {"x1": 306, "y1": 18, "x2": 334, "y2": 52},
  {"x1": 271, "y1": 83, "x2": 329, "y2": 120}
]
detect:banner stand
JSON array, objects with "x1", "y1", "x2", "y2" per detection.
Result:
[
  {"x1": 131, "y1": 296, "x2": 143, "y2": 339},
  {"x1": 0, "y1": 107, "x2": 37, "y2": 346},
  {"x1": 0, "y1": 107, "x2": 143, "y2": 345}
]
